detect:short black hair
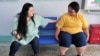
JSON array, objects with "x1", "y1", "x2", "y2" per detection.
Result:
[{"x1": 68, "y1": 1, "x2": 80, "y2": 13}]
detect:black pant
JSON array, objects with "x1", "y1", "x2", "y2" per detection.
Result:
[{"x1": 9, "y1": 37, "x2": 39, "y2": 56}]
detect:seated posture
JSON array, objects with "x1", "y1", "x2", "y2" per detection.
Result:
[
  {"x1": 55, "y1": 1, "x2": 89, "y2": 56},
  {"x1": 9, "y1": 3, "x2": 56, "y2": 56}
]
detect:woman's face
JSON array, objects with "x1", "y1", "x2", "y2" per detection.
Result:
[
  {"x1": 68, "y1": 6, "x2": 76, "y2": 16},
  {"x1": 27, "y1": 7, "x2": 34, "y2": 17}
]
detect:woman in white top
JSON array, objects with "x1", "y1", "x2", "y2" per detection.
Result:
[{"x1": 9, "y1": 3, "x2": 56, "y2": 56}]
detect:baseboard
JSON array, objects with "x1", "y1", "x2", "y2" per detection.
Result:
[{"x1": 0, "y1": 35, "x2": 12, "y2": 42}]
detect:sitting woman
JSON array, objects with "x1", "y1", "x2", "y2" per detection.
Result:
[
  {"x1": 55, "y1": 1, "x2": 89, "y2": 56},
  {"x1": 9, "y1": 3, "x2": 56, "y2": 56}
]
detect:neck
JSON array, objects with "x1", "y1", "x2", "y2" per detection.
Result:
[
  {"x1": 27, "y1": 16, "x2": 31, "y2": 21},
  {"x1": 70, "y1": 13, "x2": 77, "y2": 16}
]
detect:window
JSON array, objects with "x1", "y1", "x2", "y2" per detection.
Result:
[{"x1": 84, "y1": 0, "x2": 100, "y2": 10}]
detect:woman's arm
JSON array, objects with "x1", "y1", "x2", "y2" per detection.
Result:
[
  {"x1": 49, "y1": 20, "x2": 57, "y2": 23},
  {"x1": 55, "y1": 27, "x2": 60, "y2": 41},
  {"x1": 83, "y1": 28, "x2": 89, "y2": 41},
  {"x1": 12, "y1": 17, "x2": 21, "y2": 40},
  {"x1": 12, "y1": 31, "x2": 21, "y2": 40},
  {"x1": 55, "y1": 16, "x2": 64, "y2": 41}
]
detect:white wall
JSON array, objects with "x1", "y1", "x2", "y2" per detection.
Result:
[{"x1": 0, "y1": 0, "x2": 100, "y2": 35}]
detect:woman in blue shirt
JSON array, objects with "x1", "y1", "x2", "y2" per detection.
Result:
[{"x1": 9, "y1": 3, "x2": 56, "y2": 56}]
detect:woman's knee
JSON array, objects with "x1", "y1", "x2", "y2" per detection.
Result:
[
  {"x1": 10, "y1": 41, "x2": 21, "y2": 48},
  {"x1": 72, "y1": 32, "x2": 87, "y2": 47},
  {"x1": 58, "y1": 31, "x2": 72, "y2": 48},
  {"x1": 30, "y1": 37, "x2": 39, "y2": 44},
  {"x1": 12, "y1": 41, "x2": 20, "y2": 45}
]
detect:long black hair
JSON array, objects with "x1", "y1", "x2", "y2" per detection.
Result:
[{"x1": 17, "y1": 3, "x2": 35, "y2": 38}]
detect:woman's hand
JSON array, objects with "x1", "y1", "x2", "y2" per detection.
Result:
[
  {"x1": 86, "y1": 36, "x2": 89, "y2": 42},
  {"x1": 83, "y1": 28, "x2": 89, "y2": 42},
  {"x1": 15, "y1": 34, "x2": 21, "y2": 40},
  {"x1": 55, "y1": 36, "x2": 59, "y2": 42},
  {"x1": 11, "y1": 31, "x2": 22, "y2": 40},
  {"x1": 55, "y1": 27, "x2": 60, "y2": 42},
  {"x1": 11, "y1": 31, "x2": 21, "y2": 40}
]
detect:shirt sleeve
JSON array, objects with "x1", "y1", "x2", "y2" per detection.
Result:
[
  {"x1": 81, "y1": 15, "x2": 89, "y2": 29},
  {"x1": 39, "y1": 16, "x2": 50, "y2": 28},
  {"x1": 56, "y1": 16, "x2": 64, "y2": 29},
  {"x1": 12, "y1": 16, "x2": 18, "y2": 33}
]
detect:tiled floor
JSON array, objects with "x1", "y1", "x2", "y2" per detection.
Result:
[{"x1": 0, "y1": 42, "x2": 100, "y2": 56}]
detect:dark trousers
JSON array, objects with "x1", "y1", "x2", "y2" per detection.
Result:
[
  {"x1": 59, "y1": 31, "x2": 87, "y2": 48},
  {"x1": 9, "y1": 37, "x2": 39, "y2": 56}
]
